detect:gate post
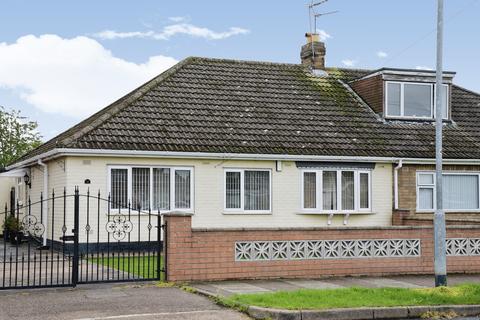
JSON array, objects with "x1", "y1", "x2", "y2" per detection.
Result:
[
  {"x1": 72, "y1": 187, "x2": 80, "y2": 287},
  {"x1": 157, "y1": 213, "x2": 162, "y2": 281},
  {"x1": 161, "y1": 212, "x2": 193, "y2": 282}
]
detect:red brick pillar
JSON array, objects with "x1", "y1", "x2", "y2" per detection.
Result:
[{"x1": 162, "y1": 212, "x2": 193, "y2": 282}]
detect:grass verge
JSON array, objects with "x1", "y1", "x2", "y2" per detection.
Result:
[{"x1": 223, "y1": 284, "x2": 480, "y2": 310}]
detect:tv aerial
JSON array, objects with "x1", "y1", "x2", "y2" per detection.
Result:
[
  {"x1": 308, "y1": 0, "x2": 338, "y2": 38},
  {"x1": 307, "y1": 0, "x2": 338, "y2": 63}
]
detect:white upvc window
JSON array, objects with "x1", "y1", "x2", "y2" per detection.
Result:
[
  {"x1": 301, "y1": 169, "x2": 371, "y2": 213},
  {"x1": 224, "y1": 169, "x2": 271, "y2": 213},
  {"x1": 108, "y1": 166, "x2": 194, "y2": 213},
  {"x1": 417, "y1": 171, "x2": 480, "y2": 212},
  {"x1": 385, "y1": 81, "x2": 448, "y2": 120}
]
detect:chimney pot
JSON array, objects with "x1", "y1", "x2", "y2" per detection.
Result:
[
  {"x1": 305, "y1": 32, "x2": 320, "y2": 43},
  {"x1": 301, "y1": 33, "x2": 326, "y2": 70}
]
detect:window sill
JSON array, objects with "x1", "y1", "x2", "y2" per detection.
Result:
[
  {"x1": 109, "y1": 210, "x2": 194, "y2": 216},
  {"x1": 222, "y1": 211, "x2": 272, "y2": 215},
  {"x1": 384, "y1": 116, "x2": 451, "y2": 123},
  {"x1": 416, "y1": 210, "x2": 480, "y2": 214},
  {"x1": 296, "y1": 211, "x2": 374, "y2": 215}
]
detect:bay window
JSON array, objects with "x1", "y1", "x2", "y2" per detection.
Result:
[
  {"x1": 224, "y1": 169, "x2": 271, "y2": 213},
  {"x1": 302, "y1": 170, "x2": 371, "y2": 212},
  {"x1": 322, "y1": 171, "x2": 337, "y2": 210},
  {"x1": 385, "y1": 81, "x2": 448, "y2": 119},
  {"x1": 417, "y1": 172, "x2": 480, "y2": 211},
  {"x1": 109, "y1": 166, "x2": 193, "y2": 212}
]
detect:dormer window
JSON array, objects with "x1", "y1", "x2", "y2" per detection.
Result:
[
  {"x1": 350, "y1": 68, "x2": 455, "y2": 120},
  {"x1": 385, "y1": 81, "x2": 449, "y2": 120}
]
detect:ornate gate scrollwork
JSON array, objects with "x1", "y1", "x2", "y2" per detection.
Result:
[
  {"x1": 21, "y1": 215, "x2": 45, "y2": 237},
  {"x1": 105, "y1": 215, "x2": 133, "y2": 241}
]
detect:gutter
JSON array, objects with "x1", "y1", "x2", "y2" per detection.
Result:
[
  {"x1": 394, "y1": 159, "x2": 403, "y2": 210},
  {"x1": 37, "y1": 159, "x2": 48, "y2": 247},
  {"x1": 7, "y1": 148, "x2": 397, "y2": 169},
  {"x1": 8, "y1": 148, "x2": 480, "y2": 170}
]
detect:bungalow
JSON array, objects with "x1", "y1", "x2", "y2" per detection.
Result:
[{"x1": 2, "y1": 33, "x2": 480, "y2": 282}]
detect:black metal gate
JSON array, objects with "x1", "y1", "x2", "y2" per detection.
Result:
[{"x1": 0, "y1": 188, "x2": 165, "y2": 290}]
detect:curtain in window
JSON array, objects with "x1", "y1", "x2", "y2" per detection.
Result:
[
  {"x1": 387, "y1": 82, "x2": 401, "y2": 116},
  {"x1": 226, "y1": 171, "x2": 241, "y2": 209},
  {"x1": 441, "y1": 85, "x2": 448, "y2": 118},
  {"x1": 360, "y1": 172, "x2": 369, "y2": 209},
  {"x1": 244, "y1": 171, "x2": 270, "y2": 211},
  {"x1": 322, "y1": 171, "x2": 337, "y2": 210},
  {"x1": 111, "y1": 169, "x2": 128, "y2": 209},
  {"x1": 303, "y1": 172, "x2": 317, "y2": 209},
  {"x1": 419, "y1": 188, "x2": 434, "y2": 210},
  {"x1": 153, "y1": 168, "x2": 170, "y2": 211},
  {"x1": 404, "y1": 84, "x2": 432, "y2": 117},
  {"x1": 443, "y1": 175, "x2": 479, "y2": 210},
  {"x1": 175, "y1": 170, "x2": 191, "y2": 209},
  {"x1": 132, "y1": 168, "x2": 150, "y2": 211},
  {"x1": 341, "y1": 171, "x2": 355, "y2": 210}
]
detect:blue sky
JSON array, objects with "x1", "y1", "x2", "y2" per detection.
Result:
[{"x1": 0, "y1": 0, "x2": 479, "y2": 141}]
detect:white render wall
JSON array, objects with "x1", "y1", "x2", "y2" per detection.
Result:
[
  {"x1": 0, "y1": 177, "x2": 15, "y2": 209},
  {"x1": 19, "y1": 155, "x2": 394, "y2": 243},
  {"x1": 27, "y1": 160, "x2": 68, "y2": 243},
  {"x1": 63, "y1": 156, "x2": 393, "y2": 231},
  {"x1": 0, "y1": 177, "x2": 16, "y2": 234}
]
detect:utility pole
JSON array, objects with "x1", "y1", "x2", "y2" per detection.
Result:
[{"x1": 434, "y1": 0, "x2": 447, "y2": 287}]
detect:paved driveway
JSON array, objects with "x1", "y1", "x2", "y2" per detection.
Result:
[{"x1": 0, "y1": 282, "x2": 249, "y2": 320}]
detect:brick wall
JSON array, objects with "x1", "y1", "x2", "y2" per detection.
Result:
[
  {"x1": 350, "y1": 75, "x2": 384, "y2": 114},
  {"x1": 164, "y1": 214, "x2": 480, "y2": 282},
  {"x1": 397, "y1": 164, "x2": 480, "y2": 225}
]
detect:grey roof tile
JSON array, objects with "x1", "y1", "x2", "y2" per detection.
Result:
[{"x1": 12, "y1": 57, "x2": 480, "y2": 165}]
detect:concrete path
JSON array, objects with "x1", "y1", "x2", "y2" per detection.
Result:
[
  {"x1": 191, "y1": 274, "x2": 480, "y2": 297},
  {"x1": 0, "y1": 282, "x2": 250, "y2": 320}
]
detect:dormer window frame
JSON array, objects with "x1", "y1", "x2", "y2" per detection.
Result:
[{"x1": 384, "y1": 80, "x2": 449, "y2": 121}]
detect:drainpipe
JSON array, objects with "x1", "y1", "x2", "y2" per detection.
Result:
[
  {"x1": 394, "y1": 159, "x2": 403, "y2": 210},
  {"x1": 38, "y1": 159, "x2": 48, "y2": 247}
]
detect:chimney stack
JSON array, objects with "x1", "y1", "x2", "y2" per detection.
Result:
[{"x1": 301, "y1": 33, "x2": 326, "y2": 70}]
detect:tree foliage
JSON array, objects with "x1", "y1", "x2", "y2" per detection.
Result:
[{"x1": 0, "y1": 107, "x2": 42, "y2": 169}]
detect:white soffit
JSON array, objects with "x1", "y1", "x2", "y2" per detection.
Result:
[{"x1": 0, "y1": 168, "x2": 28, "y2": 178}]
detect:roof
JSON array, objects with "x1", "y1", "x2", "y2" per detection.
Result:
[
  {"x1": 11, "y1": 56, "x2": 480, "y2": 166},
  {"x1": 362, "y1": 67, "x2": 456, "y2": 76}
]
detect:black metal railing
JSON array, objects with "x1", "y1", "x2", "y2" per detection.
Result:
[
  {"x1": 0, "y1": 187, "x2": 164, "y2": 290},
  {"x1": 75, "y1": 188, "x2": 164, "y2": 284}
]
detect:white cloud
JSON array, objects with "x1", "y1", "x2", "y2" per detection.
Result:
[
  {"x1": 94, "y1": 30, "x2": 155, "y2": 40},
  {"x1": 168, "y1": 16, "x2": 187, "y2": 23},
  {"x1": 0, "y1": 34, "x2": 178, "y2": 118},
  {"x1": 377, "y1": 51, "x2": 388, "y2": 58},
  {"x1": 317, "y1": 29, "x2": 331, "y2": 41},
  {"x1": 415, "y1": 66, "x2": 433, "y2": 71},
  {"x1": 94, "y1": 23, "x2": 250, "y2": 41},
  {"x1": 342, "y1": 59, "x2": 357, "y2": 67}
]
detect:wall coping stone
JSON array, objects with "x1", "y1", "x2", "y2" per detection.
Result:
[
  {"x1": 161, "y1": 211, "x2": 194, "y2": 217},
  {"x1": 191, "y1": 225, "x2": 480, "y2": 232},
  {"x1": 405, "y1": 216, "x2": 480, "y2": 223}
]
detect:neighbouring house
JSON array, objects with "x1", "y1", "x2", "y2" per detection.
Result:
[{"x1": 3, "y1": 33, "x2": 480, "y2": 281}]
